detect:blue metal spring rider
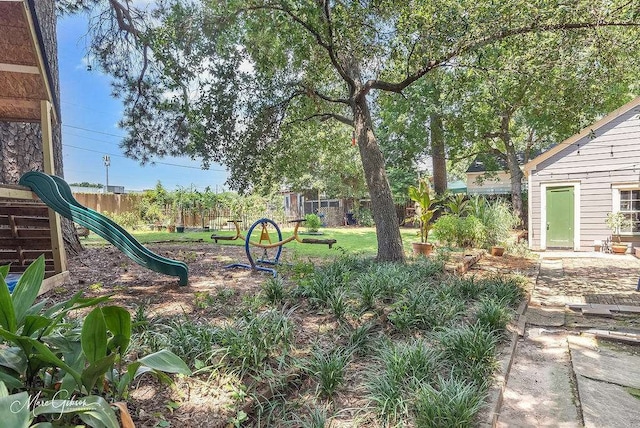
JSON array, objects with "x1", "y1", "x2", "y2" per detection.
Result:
[{"x1": 212, "y1": 218, "x2": 336, "y2": 276}]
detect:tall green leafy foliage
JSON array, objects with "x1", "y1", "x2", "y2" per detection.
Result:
[{"x1": 0, "y1": 258, "x2": 191, "y2": 426}]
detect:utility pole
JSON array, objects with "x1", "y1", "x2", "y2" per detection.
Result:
[{"x1": 103, "y1": 155, "x2": 110, "y2": 193}]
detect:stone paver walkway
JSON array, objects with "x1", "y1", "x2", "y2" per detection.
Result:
[{"x1": 497, "y1": 252, "x2": 640, "y2": 428}]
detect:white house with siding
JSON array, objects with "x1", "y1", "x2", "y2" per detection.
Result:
[{"x1": 524, "y1": 97, "x2": 640, "y2": 252}]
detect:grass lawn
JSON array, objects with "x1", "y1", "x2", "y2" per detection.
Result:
[{"x1": 81, "y1": 226, "x2": 425, "y2": 258}]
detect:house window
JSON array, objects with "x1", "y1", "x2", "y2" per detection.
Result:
[{"x1": 619, "y1": 189, "x2": 640, "y2": 234}]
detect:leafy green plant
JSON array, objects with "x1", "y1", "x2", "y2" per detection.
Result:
[
  {"x1": 444, "y1": 193, "x2": 469, "y2": 216},
  {"x1": 389, "y1": 287, "x2": 463, "y2": 332},
  {"x1": 480, "y1": 275, "x2": 526, "y2": 307},
  {"x1": 328, "y1": 288, "x2": 349, "y2": 320},
  {"x1": 104, "y1": 210, "x2": 141, "y2": 230},
  {"x1": 482, "y1": 200, "x2": 519, "y2": 248},
  {"x1": 345, "y1": 322, "x2": 375, "y2": 356},
  {"x1": 606, "y1": 211, "x2": 632, "y2": 241},
  {"x1": 304, "y1": 213, "x2": 323, "y2": 233},
  {"x1": 444, "y1": 276, "x2": 484, "y2": 300},
  {"x1": 0, "y1": 257, "x2": 191, "y2": 426},
  {"x1": 354, "y1": 207, "x2": 374, "y2": 227},
  {"x1": 297, "y1": 268, "x2": 344, "y2": 308},
  {"x1": 433, "y1": 214, "x2": 486, "y2": 248},
  {"x1": 160, "y1": 317, "x2": 221, "y2": 369},
  {"x1": 408, "y1": 177, "x2": 438, "y2": 243},
  {"x1": 355, "y1": 276, "x2": 382, "y2": 310},
  {"x1": 0, "y1": 380, "x2": 120, "y2": 428},
  {"x1": 193, "y1": 291, "x2": 215, "y2": 309},
  {"x1": 367, "y1": 339, "x2": 442, "y2": 424},
  {"x1": 217, "y1": 309, "x2": 294, "y2": 373}
]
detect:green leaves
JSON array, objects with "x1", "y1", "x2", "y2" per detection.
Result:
[
  {"x1": 138, "y1": 349, "x2": 192, "y2": 375},
  {"x1": 0, "y1": 256, "x2": 46, "y2": 334},
  {"x1": 0, "y1": 274, "x2": 16, "y2": 332},
  {"x1": 82, "y1": 307, "x2": 108, "y2": 364},
  {"x1": 12, "y1": 255, "x2": 45, "y2": 327},
  {"x1": 0, "y1": 383, "x2": 30, "y2": 428}
]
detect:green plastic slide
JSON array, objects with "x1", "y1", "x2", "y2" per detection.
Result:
[{"x1": 19, "y1": 171, "x2": 188, "y2": 285}]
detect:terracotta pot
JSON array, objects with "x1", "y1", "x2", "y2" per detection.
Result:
[
  {"x1": 167, "y1": 225, "x2": 176, "y2": 233},
  {"x1": 412, "y1": 242, "x2": 433, "y2": 256},
  {"x1": 491, "y1": 246, "x2": 505, "y2": 256},
  {"x1": 611, "y1": 244, "x2": 627, "y2": 254}
]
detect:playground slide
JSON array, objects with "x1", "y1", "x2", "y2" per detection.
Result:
[{"x1": 19, "y1": 171, "x2": 188, "y2": 286}]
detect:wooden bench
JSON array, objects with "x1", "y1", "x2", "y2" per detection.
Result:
[
  {"x1": 300, "y1": 238, "x2": 337, "y2": 249},
  {"x1": 211, "y1": 220, "x2": 241, "y2": 243}
]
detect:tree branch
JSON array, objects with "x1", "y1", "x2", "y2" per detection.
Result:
[
  {"x1": 259, "y1": 2, "x2": 355, "y2": 93},
  {"x1": 361, "y1": 20, "x2": 640, "y2": 97},
  {"x1": 286, "y1": 112, "x2": 354, "y2": 127},
  {"x1": 299, "y1": 84, "x2": 350, "y2": 104},
  {"x1": 108, "y1": 0, "x2": 141, "y2": 36}
]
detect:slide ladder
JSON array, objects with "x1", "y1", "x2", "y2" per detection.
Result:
[{"x1": 19, "y1": 171, "x2": 188, "y2": 285}]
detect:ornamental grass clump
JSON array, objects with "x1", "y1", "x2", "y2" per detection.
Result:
[
  {"x1": 306, "y1": 346, "x2": 352, "y2": 399},
  {"x1": 480, "y1": 274, "x2": 526, "y2": 307},
  {"x1": 476, "y1": 297, "x2": 514, "y2": 335},
  {"x1": 438, "y1": 323, "x2": 499, "y2": 388},
  {"x1": 366, "y1": 339, "x2": 443, "y2": 424},
  {"x1": 414, "y1": 376, "x2": 485, "y2": 428}
]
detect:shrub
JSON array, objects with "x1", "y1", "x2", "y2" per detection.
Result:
[
  {"x1": 482, "y1": 200, "x2": 519, "y2": 248},
  {"x1": 433, "y1": 214, "x2": 486, "y2": 248},
  {"x1": 104, "y1": 210, "x2": 142, "y2": 229},
  {"x1": 304, "y1": 213, "x2": 322, "y2": 232},
  {"x1": 355, "y1": 207, "x2": 374, "y2": 226}
]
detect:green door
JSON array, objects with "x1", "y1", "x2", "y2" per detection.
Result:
[{"x1": 546, "y1": 186, "x2": 574, "y2": 248}]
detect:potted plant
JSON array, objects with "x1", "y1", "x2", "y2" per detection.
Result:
[
  {"x1": 605, "y1": 212, "x2": 631, "y2": 254},
  {"x1": 483, "y1": 200, "x2": 518, "y2": 256},
  {"x1": 408, "y1": 178, "x2": 438, "y2": 256},
  {"x1": 490, "y1": 244, "x2": 505, "y2": 256}
]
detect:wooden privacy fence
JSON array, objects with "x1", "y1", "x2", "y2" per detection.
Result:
[
  {"x1": 0, "y1": 202, "x2": 56, "y2": 276},
  {"x1": 72, "y1": 192, "x2": 287, "y2": 230},
  {"x1": 72, "y1": 192, "x2": 143, "y2": 215}
]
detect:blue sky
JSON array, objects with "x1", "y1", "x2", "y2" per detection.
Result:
[{"x1": 56, "y1": 14, "x2": 230, "y2": 192}]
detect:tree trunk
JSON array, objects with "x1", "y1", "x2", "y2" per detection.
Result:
[
  {"x1": 430, "y1": 113, "x2": 447, "y2": 195},
  {"x1": 505, "y1": 147, "x2": 524, "y2": 228},
  {"x1": 0, "y1": 0, "x2": 82, "y2": 256},
  {"x1": 354, "y1": 98, "x2": 405, "y2": 262},
  {"x1": 500, "y1": 113, "x2": 524, "y2": 228}
]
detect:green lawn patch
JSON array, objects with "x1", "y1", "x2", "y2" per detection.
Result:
[{"x1": 81, "y1": 226, "x2": 424, "y2": 258}]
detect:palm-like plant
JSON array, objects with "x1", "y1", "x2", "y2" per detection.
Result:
[{"x1": 408, "y1": 178, "x2": 438, "y2": 243}]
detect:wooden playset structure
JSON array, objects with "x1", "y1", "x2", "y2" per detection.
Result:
[{"x1": 0, "y1": 0, "x2": 69, "y2": 294}]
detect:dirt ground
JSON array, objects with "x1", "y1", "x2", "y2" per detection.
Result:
[{"x1": 51, "y1": 243, "x2": 539, "y2": 427}]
